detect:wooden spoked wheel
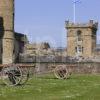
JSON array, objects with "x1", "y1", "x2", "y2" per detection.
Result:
[
  {"x1": 54, "y1": 65, "x2": 71, "y2": 79},
  {"x1": 19, "y1": 67, "x2": 30, "y2": 85},
  {"x1": 1, "y1": 64, "x2": 22, "y2": 86}
]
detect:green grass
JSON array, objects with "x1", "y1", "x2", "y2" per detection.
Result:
[{"x1": 0, "y1": 74, "x2": 100, "y2": 100}]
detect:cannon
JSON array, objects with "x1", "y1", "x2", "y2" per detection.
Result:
[
  {"x1": 0, "y1": 55, "x2": 78, "y2": 86},
  {"x1": 0, "y1": 63, "x2": 74, "y2": 86},
  {"x1": 0, "y1": 64, "x2": 34, "y2": 86}
]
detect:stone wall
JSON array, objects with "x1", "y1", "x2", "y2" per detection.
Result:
[
  {"x1": 34, "y1": 62, "x2": 100, "y2": 74},
  {"x1": 19, "y1": 54, "x2": 100, "y2": 74}
]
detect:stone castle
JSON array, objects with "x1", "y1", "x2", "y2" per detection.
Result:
[{"x1": 0, "y1": 0, "x2": 100, "y2": 65}]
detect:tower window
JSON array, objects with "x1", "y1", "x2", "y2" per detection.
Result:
[
  {"x1": 76, "y1": 30, "x2": 82, "y2": 41},
  {"x1": 75, "y1": 45, "x2": 83, "y2": 54}
]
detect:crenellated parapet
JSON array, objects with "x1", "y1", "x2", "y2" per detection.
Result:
[{"x1": 65, "y1": 20, "x2": 98, "y2": 30}]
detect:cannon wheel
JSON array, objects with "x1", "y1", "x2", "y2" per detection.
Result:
[
  {"x1": 19, "y1": 67, "x2": 30, "y2": 85},
  {"x1": 1, "y1": 64, "x2": 23, "y2": 86},
  {"x1": 53, "y1": 65, "x2": 71, "y2": 79}
]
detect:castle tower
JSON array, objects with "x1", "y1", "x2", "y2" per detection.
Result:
[
  {"x1": 65, "y1": 20, "x2": 98, "y2": 57},
  {"x1": 0, "y1": 0, "x2": 15, "y2": 64}
]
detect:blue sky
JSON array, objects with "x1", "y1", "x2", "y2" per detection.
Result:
[{"x1": 15, "y1": 0, "x2": 100, "y2": 47}]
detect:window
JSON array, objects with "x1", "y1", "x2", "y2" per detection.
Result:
[
  {"x1": 76, "y1": 30, "x2": 82, "y2": 41},
  {"x1": 75, "y1": 45, "x2": 83, "y2": 54}
]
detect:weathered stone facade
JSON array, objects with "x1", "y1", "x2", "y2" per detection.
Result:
[
  {"x1": 24, "y1": 42, "x2": 50, "y2": 55},
  {"x1": 0, "y1": 0, "x2": 28, "y2": 64},
  {"x1": 65, "y1": 20, "x2": 98, "y2": 57},
  {"x1": 0, "y1": 0, "x2": 15, "y2": 64}
]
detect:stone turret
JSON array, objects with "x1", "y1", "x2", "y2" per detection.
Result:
[
  {"x1": 65, "y1": 20, "x2": 98, "y2": 57},
  {"x1": 0, "y1": 0, "x2": 15, "y2": 64}
]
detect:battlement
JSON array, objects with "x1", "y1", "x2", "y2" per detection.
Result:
[{"x1": 65, "y1": 20, "x2": 98, "y2": 29}]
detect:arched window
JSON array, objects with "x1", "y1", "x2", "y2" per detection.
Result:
[{"x1": 76, "y1": 30, "x2": 82, "y2": 41}]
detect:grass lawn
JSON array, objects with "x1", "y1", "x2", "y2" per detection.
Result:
[{"x1": 0, "y1": 74, "x2": 100, "y2": 100}]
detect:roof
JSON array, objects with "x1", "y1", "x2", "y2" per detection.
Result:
[{"x1": 15, "y1": 32, "x2": 28, "y2": 42}]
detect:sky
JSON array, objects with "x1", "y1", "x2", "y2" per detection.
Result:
[{"x1": 15, "y1": 0, "x2": 100, "y2": 47}]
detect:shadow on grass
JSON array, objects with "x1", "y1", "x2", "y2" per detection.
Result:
[
  {"x1": 34, "y1": 76, "x2": 73, "y2": 80},
  {"x1": 0, "y1": 75, "x2": 75, "y2": 87},
  {"x1": 0, "y1": 83, "x2": 7, "y2": 87},
  {"x1": 0, "y1": 82, "x2": 33, "y2": 87}
]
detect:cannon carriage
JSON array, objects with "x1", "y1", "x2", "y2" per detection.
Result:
[
  {"x1": 0, "y1": 55, "x2": 77, "y2": 86},
  {"x1": 0, "y1": 64, "x2": 35, "y2": 86}
]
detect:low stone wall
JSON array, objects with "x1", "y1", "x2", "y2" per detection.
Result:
[
  {"x1": 34, "y1": 62, "x2": 100, "y2": 74},
  {"x1": 73, "y1": 62, "x2": 100, "y2": 74},
  {"x1": 19, "y1": 55, "x2": 100, "y2": 74}
]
